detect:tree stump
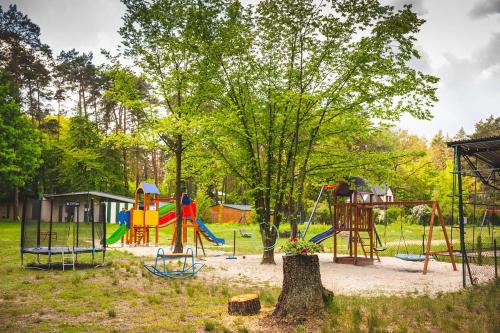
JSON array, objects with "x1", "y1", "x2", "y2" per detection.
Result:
[
  {"x1": 228, "y1": 294, "x2": 261, "y2": 315},
  {"x1": 273, "y1": 254, "x2": 333, "y2": 317}
]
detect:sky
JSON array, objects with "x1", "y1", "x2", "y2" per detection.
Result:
[{"x1": 1, "y1": 0, "x2": 499, "y2": 140}]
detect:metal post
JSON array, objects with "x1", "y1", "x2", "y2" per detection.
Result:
[
  {"x1": 494, "y1": 239, "x2": 498, "y2": 279},
  {"x1": 456, "y1": 147, "x2": 467, "y2": 287},
  {"x1": 48, "y1": 199, "x2": 54, "y2": 267},
  {"x1": 36, "y1": 199, "x2": 42, "y2": 248},
  {"x1": 472, "y1": 225, "x2": 475, "y2": 252},
  {"x1": 91, "y1": 197, "x2": 95, "y2": 264},
  {"x1": 103, "y1": 200, "x2": 106, "y2": 263},
  {"x1": 226, "y1": 230, "x2": 237, "y2": 259},
  {"x1": 20, "y1": 197, "x2": 29, "y2": 267},
  {"x1": 451, "y1": 148, "x2": 456, "y2": 243},
  {"x1": 302, "y1": 186, "x2": 324, "y2": 239}
]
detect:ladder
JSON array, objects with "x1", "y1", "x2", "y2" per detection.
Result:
[
  {"x1": 135, "y1": 228, "x2": 145, "y2": 245},
  {"x1": 62, "y1": 250, "x2": 75, "y2": 271},
  {"x1": 357, "y1": 234, "x2": 381, "y2": 262}
]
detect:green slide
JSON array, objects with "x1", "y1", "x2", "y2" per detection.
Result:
[
  {"x1": 106, "y1": 224, "x2": 129, "y2": 245},
  {"x1": 159, "y1": 203, "x2": 176, "y2": 217}
]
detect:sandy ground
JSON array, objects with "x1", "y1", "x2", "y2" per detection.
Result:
[{"x1": 111, "y1": 245, "x2": 489, "y2": 296}]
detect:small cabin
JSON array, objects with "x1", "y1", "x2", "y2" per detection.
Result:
[
  {"x1": 370, "y1": 186, "x2": 394, "y2": 202},
  {"x1": 209, "y1": 204, "x2": 254, "y2": 223}
]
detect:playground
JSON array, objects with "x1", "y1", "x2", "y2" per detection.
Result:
[{"x1": 1, "y1": 2, "x2": 500, "y2": 331}]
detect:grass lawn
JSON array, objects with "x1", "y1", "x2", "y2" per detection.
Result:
[{"x1": 1, "y1": 220, "x2": 498, "y2": 332}]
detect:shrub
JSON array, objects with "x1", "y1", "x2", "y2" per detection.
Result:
[
  {"x1": 108, "y1": 309, "x2": 116, "y2": 318},
  {"x1": 204, "y1": 320, "x2": 215, "y2": 332},
  {"x1": 282, "y1": 238, "x2": 321, "y2": 255}
]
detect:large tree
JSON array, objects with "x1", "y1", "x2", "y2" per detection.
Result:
[
  {"x1": 0, "y1": 71, "x2": 41, "y2": 219},
  {"x1": 202, "y1": 0, "x2": 438, "y2": 263},
  {"x1": 120, "y1": 0, "x2": 221, "y2": 252},
  {"x1": 0, "y1": 4, "x2": 53, "y2": 123},
  {"x1": 55, "y1": 49, "x2": 99, "y2": 118}
]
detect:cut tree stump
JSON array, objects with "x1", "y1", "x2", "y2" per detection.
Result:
[
  {"x1": 228, "y1": 294, "x2": 261, "y2": 315},
  {"x1": 273, "y1": 254, "x2": 333, "y2": 317}
]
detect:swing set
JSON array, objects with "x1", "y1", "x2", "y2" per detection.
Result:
[{"x1": 303, "y1": 181, "x2": 457, "y2": 274}]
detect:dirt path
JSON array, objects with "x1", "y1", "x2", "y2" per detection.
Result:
[{"x1": 111, "y1": 245, "x2": 488, "y2": 296}]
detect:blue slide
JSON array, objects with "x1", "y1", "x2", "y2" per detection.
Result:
[
  {"x1": 196, "y1": 217, "x2": 225, "y2": 245},
  {"x1": 309, "y1": 227, "x2": 338, "y2": 244}
]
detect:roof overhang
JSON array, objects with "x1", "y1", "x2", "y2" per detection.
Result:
[
  {"x1": 447, "y1": 135, "x2": 500, "y2": 190},
  {"x1": 447, "y1": 135, "x2": 500, "y2": 168},
  {"x1": 44, "y1": 191, "x2": 135, "y2": 204}
]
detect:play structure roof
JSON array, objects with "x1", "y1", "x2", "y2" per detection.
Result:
[
  {"x1": 44, "y1": 191, "x2": 135, "y2": 203},
  {"x1": 447, "y1": 135, "x2": 500, "y2": 168},
  {"x1": 139, "y1": 182, "x2": 160, "y2": 194}
]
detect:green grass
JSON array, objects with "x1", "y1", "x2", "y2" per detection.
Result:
[{"x1": 0, "y1": 220, "x2": 499, "y2": 332}]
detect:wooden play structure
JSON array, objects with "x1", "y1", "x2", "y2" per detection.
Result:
[
  {"x1": 108, "y1": 182, "x2": 174, "y2": 247},
  {"x1": 105, "y1": 182, "x2": 224, "y2": 249},
  {"x1": 129, "y1": 182, "x2": 161, "y2": 245},
  {"x1": 305, "y1": 181, "x2": 457, "y2": 274}
]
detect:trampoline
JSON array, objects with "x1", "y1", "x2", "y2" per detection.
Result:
[
  {"x1": 20, "y1": 192, "x2": 115, "y2": 268},
  {"x1": 22, "y1": 247, "x2": 102, "y2": 254}
]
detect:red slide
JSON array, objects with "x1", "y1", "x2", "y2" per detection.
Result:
[{"x1": 159, "y1": 211, "x2": 176, "y2": 227}]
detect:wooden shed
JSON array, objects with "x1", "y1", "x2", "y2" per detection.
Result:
[{"x1": 209, "y1": 204, "x2": 254, "y2": 223}]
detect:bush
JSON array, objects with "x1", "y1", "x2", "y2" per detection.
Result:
[
  {"x1": 196, "y1": 193, "x2": 214, "y2": 223},
  {"x1": 203, "y1": 320, "x2": 215, "y2": 332},
  {"x1": 282, "y1": 238, "x2": 321, "y2": 255},
  {"x1": 108, "y1": 309, "x2": 116, "y2": 318},
  {"x1": 412, "y1": 205, "x2": 432, "y2": 225}
]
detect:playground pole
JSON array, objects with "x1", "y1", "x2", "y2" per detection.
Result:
[
  {"x1": 303, "y1": 186, "x2": 325, "y2": 240},
  {"x1": 494, "y1": 239, "x2": 498, "y2": 279},
  {"x1": 227, "y1": 230, "x2": 236, "y2": 259}
]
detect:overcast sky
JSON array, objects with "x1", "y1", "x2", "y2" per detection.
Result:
[{"x1": 2, "y1": 0, "x2": 499, "y2": 140}]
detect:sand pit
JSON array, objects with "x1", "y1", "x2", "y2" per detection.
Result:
[
  {"x1": 111, "y1": 245, "x2": 487, "y2": 296},
  {"x1": 201, "y1": 254, "x2": 468, "y2": 296}
]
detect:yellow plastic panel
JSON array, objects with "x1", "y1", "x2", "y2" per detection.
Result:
[
  {"x1": 132, "y1": 210, "x2": 144, "y2": 227},
  {"x1": 145, "y1": 210, "x2": 159, "y2": 226}
]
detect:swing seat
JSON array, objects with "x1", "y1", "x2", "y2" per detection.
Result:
[
  {"x1": 395, "y1": 254, "x2": 430, "y2": 262},
  {"x1": 374, "y1": 247, "x2": 386, "y2": 252}
]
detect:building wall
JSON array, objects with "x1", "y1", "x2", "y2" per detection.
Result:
[
  {"x1": 105, "y1": 201, "x2": 132, "y2": 224},
  {"x1": 209, "y1": 205, "x2": 254, "y2": 223},
  {"x1": 1, "y1": 199, "x2": 132, "y2": 223}
]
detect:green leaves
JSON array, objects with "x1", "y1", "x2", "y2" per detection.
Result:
[{"x1": 0, "y1": 71, "x2": 42, "y2": 190}]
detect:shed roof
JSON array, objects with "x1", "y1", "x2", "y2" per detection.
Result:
[
  {"x1": 44, "y1": 191, "x2": 135, "y2": 203},
  {"x1": 222, "y1": 204, "x2": 253, "y2": 211}
]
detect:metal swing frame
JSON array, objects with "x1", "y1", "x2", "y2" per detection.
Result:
[{"x1": 144, "y1": 247, "x2": 205, "y2": 279}]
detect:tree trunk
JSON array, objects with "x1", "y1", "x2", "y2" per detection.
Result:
[
  {"x1": 228, "y1": 294, "x2": 261, "y2": 315},
  {"x1": 173, "y1": 134, "x2": 183, "y2": 253},
  {"x1": 13, "y1": 187, "x2": 20, "y2": 221},
  {"x1": 152, "y1": 149, "x2": 159, "y2": 186},
  {"x1": 123, "y1": 148, "x2": 129, "y2": 191},
  {"x1": 261, "y1": 245, "x2": 276, "y2": 264},
  {"x1": 135, "y1": 147, "x2": 140, "y2": 189},
  {"x1": 273, "y1": 254, "x2": 333, "y2": 317},
  {"x1": 291, "y1": 222, "x2": 298, "y2": 239}
]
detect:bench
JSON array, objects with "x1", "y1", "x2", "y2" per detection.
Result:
[{"x1": 40, "y1": 231, "x2": 57, "y2": 241}]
